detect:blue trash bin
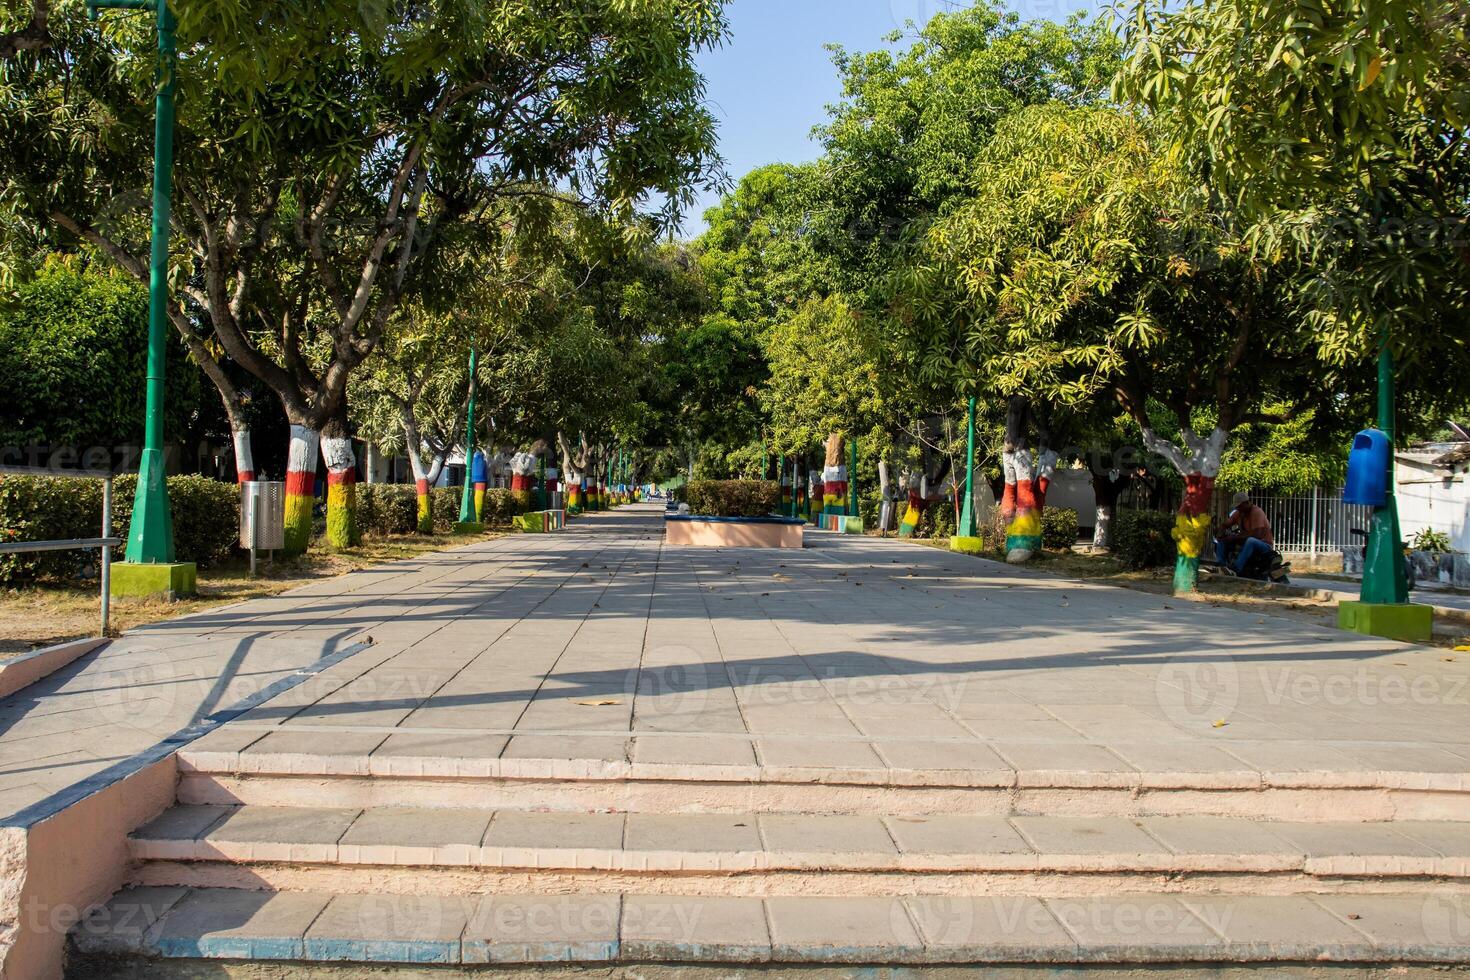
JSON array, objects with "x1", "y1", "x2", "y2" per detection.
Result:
[{"x1": 1344, "y1": 429, "x2": 1391, "y2": 507}]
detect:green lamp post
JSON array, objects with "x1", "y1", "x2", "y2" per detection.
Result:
[
  {"x1": 958, "y1": 395, "x2": 978, "y2": 539},
  {"x1": 93, "y1": 0, "x2": 196, "y2": 599},
  {"x1": 1340, "y1": 333, "x2": 1429, "y2": 641}
]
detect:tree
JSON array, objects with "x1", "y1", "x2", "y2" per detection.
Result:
[
  {"x1": 0, "y1": 256, "x2": 200, "y2": 463},
  {"x1": 1114, "y1": 0, "x2": 1470, "y2": 403},
  {"x1": 810, "y1": 2, "x2": 1121, "y2": 297},
  {"x1": 899, "y1": 103, "x2": 1343, "y2": 590},
  {"x1": 0, "y1": 0, "x2": 48, "y2": 60},
  {"x1": 3, "y1": 0, "x2": 730, "y2": 551}
]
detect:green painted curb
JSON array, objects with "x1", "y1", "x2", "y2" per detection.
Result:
[
  {"x1": 110, "y1": 561, "x2": 197, "y2": 600},
  {"x1": 452, "y1": 522, "x2": 486, "y2": 535},
  {"x1": 1338, "y1": 600, "x2": 1434, "y2": 644},
  {"x1": 950, "y1": 536, "x2": 986, "y2": 555}
]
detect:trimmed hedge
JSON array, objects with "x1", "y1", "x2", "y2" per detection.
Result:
[
  {"x1": 430, "y1": 486, "x2": 461, "y2": 533},
  {"x1": 357, "y1": 484, "x2": 418, "y2": 537},
  {"x1": 481, "y1": 488, "x2": 528, "y2": 525},
  {"x1": 1114, "y1": 509, "x2": 1179, "y2": 569},
  {"x1": 0, "y1": 473, "x2": 238, "y2": 583},
  {"x1": 685, "y1": 480, "x2": 779, "y2": 518},
  {"x1": 1041, "y1": 508, "x2": 1080, "y2": 549}
]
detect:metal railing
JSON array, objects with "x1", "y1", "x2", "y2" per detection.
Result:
[
  {"x1": 0, "y1": 465, "x2": 122, "y2": 635},
  {"x1": 1121, "y1": 483, "x2": 1373, "y2": 558}
]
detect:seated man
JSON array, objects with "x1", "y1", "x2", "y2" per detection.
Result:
[{"x1": 1216, "y1": 491, "x2": 1274, "y2": 574}]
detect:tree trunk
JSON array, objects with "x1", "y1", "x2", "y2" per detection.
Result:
[
  {"x1": 231, "y1": 424, "x2": 255, "y2": 484},
  {"x1": 1141, "y1": 426, "x2": 1228, "y2": 594},
  {"x1": 1089, "y1": 466, "x2": 1131, "y2": 551},
  {"x1": 283, "y1": 424, "x2": 320, "y2": 554},
  {"x1": 1003, "y1": 448, "x2": 1041, "y2": 563},
  {"x1": 822, "y1": 432, "x2": 847, "y2": 515},
  {"x1": 321, "y1": 416, "x2": 359, "y2": 550},
  {"x1": 510, "y1": 451, "x2": 536, "y2": 511}
]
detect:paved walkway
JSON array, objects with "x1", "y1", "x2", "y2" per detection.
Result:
[
  {"x1": 184, "y1": 504, "x2": 1470, "y2": 781},
  {"x1": 5, "y1": 502, "x2": 1468, "y2": 826}
]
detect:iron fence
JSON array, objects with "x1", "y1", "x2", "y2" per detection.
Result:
[{"x1": 1122, "y1": 483, "x2": 1373, "y2": 558}]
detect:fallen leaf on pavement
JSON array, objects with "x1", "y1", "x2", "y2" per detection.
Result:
[{"x1": 575, "y1": 699, "x2": 622, "y2": 706}]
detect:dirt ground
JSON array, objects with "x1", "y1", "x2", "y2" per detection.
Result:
[{"x1": 0, "y1": 530, "x2": 507, "y2": 658}]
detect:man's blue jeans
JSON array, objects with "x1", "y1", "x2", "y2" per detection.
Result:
[{"x1": 1217, "y1": 537, "x2": 1271, "y2": 574}]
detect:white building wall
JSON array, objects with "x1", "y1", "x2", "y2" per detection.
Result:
[{"x1": 1396, "y1": 454, "x2": 1470, "y2": 551}]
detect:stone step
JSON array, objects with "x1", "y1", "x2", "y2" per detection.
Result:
[
  {"x1": 127, "y1": 805, "x2": 1470, "y2": 897},
  {"x1": 174, "y1": 739, "x2": 1470, "y2": 823},
  {"x1": 69, "y1": 885, "x2": 1470, "y2": 975}
]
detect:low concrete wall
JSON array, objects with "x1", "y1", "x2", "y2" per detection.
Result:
[
  {"x1": 0, "y1": 757, "x2": 176, "y2": 980},
  {"x1": 664, "y1": 518, "x2": 803, "y2": 549},
  {"x1": 0, "y1": 639, "x2": 107, "y2": 702}
]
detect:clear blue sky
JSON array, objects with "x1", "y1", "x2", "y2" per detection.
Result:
[{"x1": 683, "y1": 0, "x2": 1100, "y2": 236}]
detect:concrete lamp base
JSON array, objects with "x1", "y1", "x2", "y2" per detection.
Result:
[
  {"x1": 1338, "y1": 600, "x2": 1433, "y2": 644},
  {"x1": 110, "y1": 561, "x2": 197, "y2": 600},
  {"x1": 950, "y1": 536, "x2": 986, "y2": 556},
  {"x1": 452, "y1": 522, "x2": 486, "y2": 536}
]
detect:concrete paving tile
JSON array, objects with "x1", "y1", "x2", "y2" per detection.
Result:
[
  {"x1": 1104, "y1": 742, "x2": 1260, "y2": 776},
  {"x1": 241, "y1": 730, "x2": 388, "y2": 759},
  {"x1": 304, "y1": 893, "x2": 473, "y2": 964},
  {"x1": 133, "y1": 805, "x2": 232, "y2": 841},
  {"x1": 1268, "y1": 822, "x2": 1442, "y2": 857},
  {"x1": 621, "y1": 895, "x2": 770, "y2": 962},
  {"x1": 71, "y1": 886, "x2": 190, "y2": 954},
  {"x1": 1136, "y1": 817, "x2": 1298, "y2": 856},
  {"x1": 372, "y1": 732, "x2": 510, "y2": 758},
  {"x1": 1315, "y1": 894, "x2": 1470, "y2": 959},
  {"x1": 992, "y1": 742, "x2": 1132, "y2": 775},
  {"x1": 1390, "y1": 821, "x2": 1470, "y2": 856},
  {"x1": 463, "y1": 887, "x2": 614, "y2": 962},
  {"x1": 339, "y1": 807, "x2": 493, "y2": 848},
  {"x1": 1178, "y1": 895, "x2": 1372, "y2": 959},
  {"x1": 625, "y1": 813, "x2": 762, "y2": 853},
  {"x1": 758, "y1": 814, "x2": 897, "y2": 854},
  {"x1": 905, "y1": 895, "x2": 1075, "y2": 959},
  {"x1": 1044, "y1": 896, "x2": 1223, "y2": 961},
  {"x1": 884, "y1": 815, "x2": 1033, "y2": 855},
  {"x1": 206, "y1": 806, "x2": 361, "y2": 845},
  {"x1": 1011, "y1": 816, "x2": 1168, "y2": 855},
  {"x1": 484, "y1": 811, "x2": 626, "y2": 851},
  {"x1": 766, "y1": 896, "x2": 924, "y2": 962},
  {"x1": 871, "y1": 739, "x2": 1011, "y2": 774},
  {"x1": 756, "y1": 738, "x2": 885, "y2": 769},
  {"x1": 502, "y1": 735, "x2": 629, "y2": 762},
  {"x1": 631, "y1": 735, "x2": 756, "y2": 766},
  {"x1": 151, "y1": 889, "x2": 331, "y2": 960}
]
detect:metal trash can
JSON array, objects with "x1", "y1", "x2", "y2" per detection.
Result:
[{"x1": 240, "y1": 481, "x2": 285, "y2": 556}]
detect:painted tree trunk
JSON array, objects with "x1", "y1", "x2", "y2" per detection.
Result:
[
  {"x1": 283, "y1": 424, "x2": 320, "y2": 555},
  {"x1": 232, "y1": 425, "x2": 255, "y2": 484},
  {"x1": 321, "y1": 434, "x2": 359, "y2": 550},
  {"x1": 472, "y1": 451, "x2": 488, "y2": 523},
  {"x1": 510, "y1": 452, "x2": 536, "y2": 511},
  {"x1": 1003, "y1": 448, "x2": 1041, "y2": 563},
  {"x1": 1142, "y1": 427, "x2": 1228, "y2": 594},
  {"x1": 807, "y1": 470, "x2": 822, "y2": 523},
  {"x1": 1090, "y1": 470, "x2": 1128, "y2": 550},
  {"x1": 822, "y1": 433, "x2": 847, "y2": 515},
  {"x1": 898, "y1": 487, "x2": 926, "y2": 538}
]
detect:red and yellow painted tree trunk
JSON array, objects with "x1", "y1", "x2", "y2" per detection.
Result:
[
  {"x1": 566, "y1": 471, "x2": 584, "y2": 513},
  {"x1": 1173, "y1": 474, "x2": 1215, "y2": 593},
  {"x1": 510, "y1": 452, "x2": 536, "y2": 511},
  {"x1": 807, "y1": 471, "x2": 822, "y2": 523},
  {"x1": 321, "y1": 435, "x2": 359, "y2": 550},
  {"x1": 283, "y1": 425, "x2": 319, "y2": 555},
  {"x1": 898, "y1": 488, "x2": 926, "y2": 538},
  {"x1": 415, "y1": 477, "x2": 432, "y2": 533}
]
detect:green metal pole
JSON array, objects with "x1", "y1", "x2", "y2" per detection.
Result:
[
  {"x1": 959, "y1": 395, "x2": 977, "y2": 538},
  {"x1": 115, "y1": 0, "x2": 177, "y2": 565},
  {"x1": 848, "y1": 437, "x2": 858, "y2": 518},
  {"x1": 536, "y1": 455, "x2": 546, "y2": 511},
  {"x1": 1362, "y1": 333, "x2": 1409, "y2": 604},
  {"x1": 457, "y1": 347, "x2": 479, "y2": 523}
]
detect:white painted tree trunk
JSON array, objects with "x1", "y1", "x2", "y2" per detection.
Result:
[{"x1": 231, "y1": 425, "x2": 255, "y2": 483}]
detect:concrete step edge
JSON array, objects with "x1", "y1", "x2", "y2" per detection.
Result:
[{"x1": 69, "y1": 886, "x2": 1470, "y2": 967}]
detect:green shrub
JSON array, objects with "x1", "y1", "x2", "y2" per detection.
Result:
[
  {"x1": 1113, "y1": 509, "x2": 1179, "y2": 569},
  {"x1": 430, "y1": 486, "x2": 460, "y2": 533},
  {"x1": 685, "y1": 480, "x2": 779, "y2": 518},
  {"x1": 0, "y1": 472, "x2": 238, "y2": 583},
  {"x1": 481, "y1": 488, "x2": 528, "y2": 524},
  {"x1": 1041, "y1": 507, "x2": 1080, "y2": 549},
  {"x1": 357, "y1": 484, "x2": 417, "y2": 537},
  {"x1": 922, "y1": 500, "x2": 956, "y2": 539}
]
